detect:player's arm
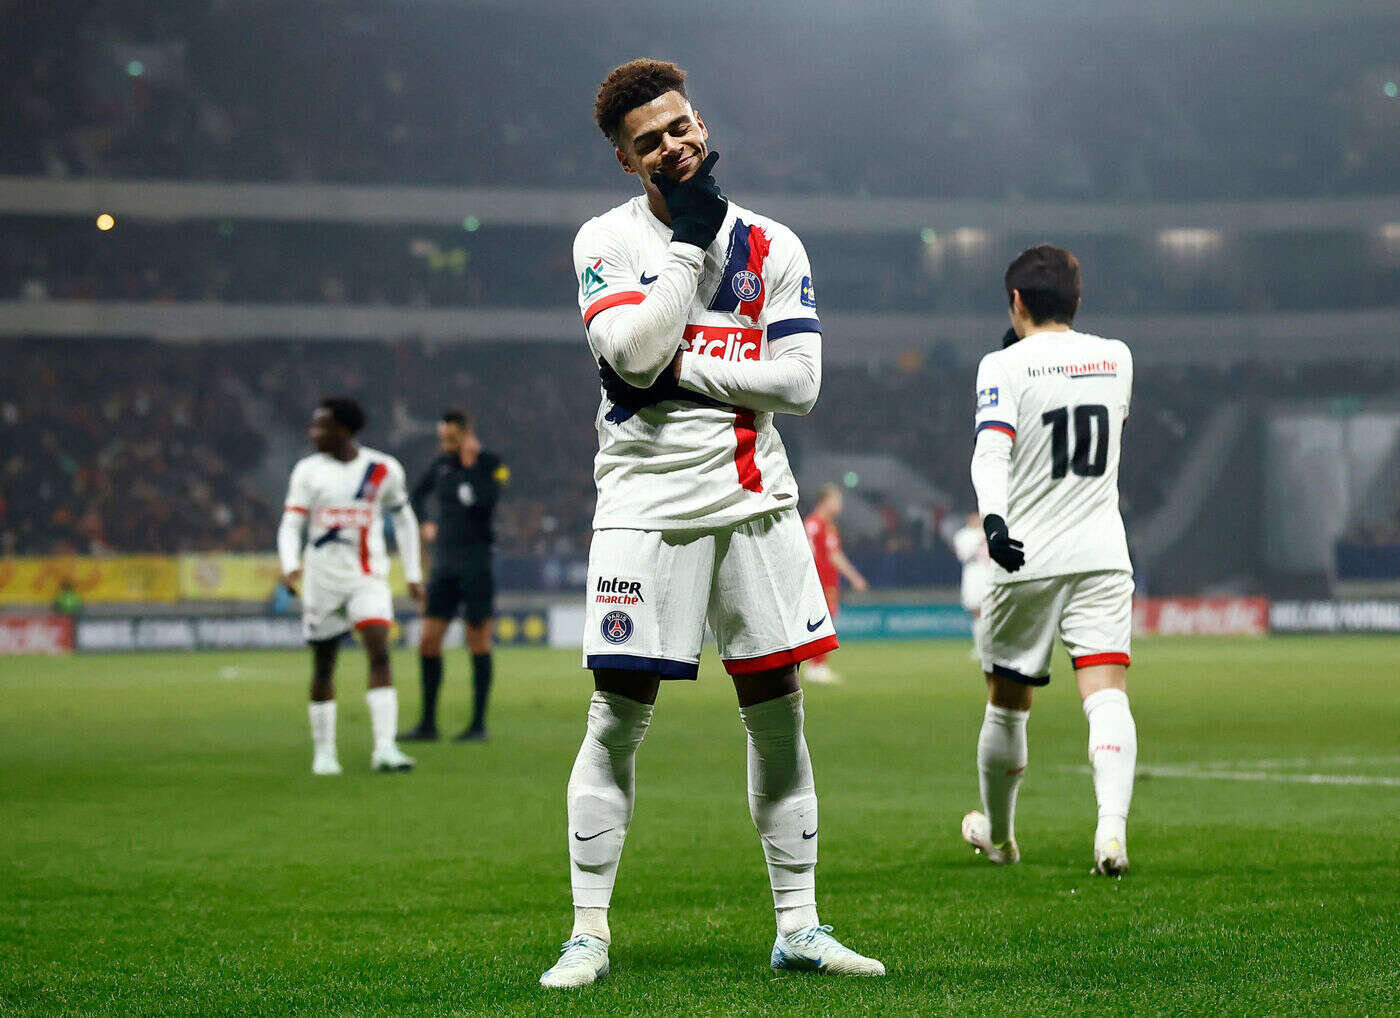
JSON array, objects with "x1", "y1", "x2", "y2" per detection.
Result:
[
  {"x1": 830, "y1": 546, "x2": 869, "y2": 592},
  {"x1": 384, "y1": 461, "x2": 425, "y2": 604},
  {"x1": 409, "y1": 463, "x2": 439, "y2": 543},
  {"x1": 676, "y1": 229, "x2": 822, "y2": 415},
  {"x1": 676, "y1": 332, "x2": 821, "y2": 415},
  {"x1": 578, "y1": 224, "x2": 703, "y2": 389},
  {"x1": 277, "y1": 462, "x2": 310, "y2": 592},
  {"x1": 970, "y1": 354, "x2": 1025, "y2": 572}
]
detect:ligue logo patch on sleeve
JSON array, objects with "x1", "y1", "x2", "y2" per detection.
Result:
[
  {"x1": 580, "y1": 258, "x2": 608, "y2": 299},
  {"x1": 800, "y1": 275, "x2": 817, "y2": 309},
  {"x1": 977, "y1": 386, "x2": 1000, "y2": 410}
]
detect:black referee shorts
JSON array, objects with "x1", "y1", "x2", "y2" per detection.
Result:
[{"x1": 425, "y1": 565, "x2": 495, "y2": 626}]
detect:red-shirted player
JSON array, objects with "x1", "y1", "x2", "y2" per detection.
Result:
[{"x1": 802, "y1": 484, "x2": 869, "y2": 684}]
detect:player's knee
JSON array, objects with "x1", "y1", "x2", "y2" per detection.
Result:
[
  {"x1": 733, "y1": 665, "x2": 800, "y2": 708},
  {"x1": 986, "y1": 673, "x2": 1034, "y2": 711}
]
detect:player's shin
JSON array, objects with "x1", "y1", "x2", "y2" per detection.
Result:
[
  {"x1": 366, "y1": 687, "x2": 400, "y2": 755},
  {"x1": 740, "y1": 690, "x2": 819, "y2": 936},
  {"x1": 978, "y1": 703, "x2": 1029, "y2": 846},
  {"x1": 567, "y1": 690, "x2": 653, "y2": 942},
  {"x1": 418, "y1": 655, "x2": 443, "y2": 727},
  {"x1": 1083, "y1": 688, "x2": 1137, "y2": 842},
  {"x1": 308, "y1": 701, "x2": 337, "y2": 755}
]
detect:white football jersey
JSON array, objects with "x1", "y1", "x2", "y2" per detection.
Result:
[
  {"x1": 283, "y1": 447, "x2": 412, "y2": 584},
  {"x1": 973, "y1": 329, "x2": 1134, "y2": 583},
  {"x1": 574, "y1": 196, "x2": 820, "y2": 530}
]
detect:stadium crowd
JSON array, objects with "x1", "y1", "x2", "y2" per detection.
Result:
[
  {"x1": 6, "y1": 217, "x2": 1399, "y2": 316},
  {"x1": 5, "y1": 3, "x2": 1397, "y2": 199},
  {"x1": 9, "y1": 337, "x2": 1393, "y2": 563}
]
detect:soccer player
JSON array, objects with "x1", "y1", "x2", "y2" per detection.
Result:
[
  {"x1": 400, "y1": 410, "x2": 506, "y2": 743},
  {"x1": 277, "y1": 398, "x2": 424, "y2": 775},
  {"x1": 950, "y1": 511, "x2": 992, "y2": 661},
  {"x1": 802, "y1": 483, "x2": 869, "y2": 684},
  {"x1": 540, "y1": 59, "x2": 884, "y2": 988},
  {"x1": 962, "y1": 245, "x2": 1138, "y2": 876}
]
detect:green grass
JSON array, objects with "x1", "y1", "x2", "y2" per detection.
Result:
[{"x1": 2, "y1": 637, "x2": 1398, "y2": 1016}]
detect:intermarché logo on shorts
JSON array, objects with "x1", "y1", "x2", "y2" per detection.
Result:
[{"x1": 595, "y1": 577, "x2": 645, "y2": 605}]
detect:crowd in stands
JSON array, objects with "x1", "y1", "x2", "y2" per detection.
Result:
[
  {"x1": 9, "y1": 337, "x2": 1395, "y2": 564},
  {"x1": 5, "y1": 3, "x2": 1397, "y2": 200},
  {"x1": 7, "y1": 216, "x2": 1400, "y2": 317}
]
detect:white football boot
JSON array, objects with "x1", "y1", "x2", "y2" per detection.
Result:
[
  {"x1": 771, "y1": 924, "x2": 885, "y2": 976},
  {"x1": 961, "y1": 810, "x2": 1021, "y2": 865},
  {"x1": 540, "y1": 934, "x2": 609, "y2": 988},
  {"x1": 370, "y1": 745, "x2": 416, "y2": 772},
  {"x1": 1092, "y1": 831, "x2": 1129, "y2": 876},
  {"x1": 803, "y1": 662, "x2": 841, "y2": 685},
  {"x1": 311, "y1": 752, "x2": 342, "y2": 776}
]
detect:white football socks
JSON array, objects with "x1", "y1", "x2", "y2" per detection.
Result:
[
  {"x1": 740, "y1": 690, "x2": 819, "y2": 929},
  {"x1": 1082, "y1": 688, "x2": 1137, "y2": 842},
  {"x1": 308, "y1": 701, "x2": 337, "y2": 756},
  {"x1": 365, "y1": 687, "x2": 399, "y2": 755},
  {"x1": 977, "y1": 702, "x2": 1029, "y2": 846},
  {"x1": 567, "y1": 690, "x2": 653, "y2": 938}
]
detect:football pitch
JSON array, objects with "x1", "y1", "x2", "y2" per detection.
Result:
[{"x1": 3, "y1": 637, "x2": 1397, "y2": 1017}]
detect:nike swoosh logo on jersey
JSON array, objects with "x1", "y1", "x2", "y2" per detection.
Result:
[
  {"x1": 640, "y1": 272, "x2": 658, "y2": 285},
  {"x1": 806, "y1": 616, "x2": 826, "y2": 632},
  {"x1": 574, "y1": 828, "x2": 615, "y2": 842},
  {"x1": 801, "y1": 829, "x2": 817, "y2": 840}
]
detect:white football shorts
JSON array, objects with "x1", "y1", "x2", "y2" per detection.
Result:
[
  {"x1": 982, "y1": 569, "x2": 1133, "y2": 685},
  {"x1": 583, "y1": 508, "x2": 837, "y2": 679},
  {"x1": 301, "y1": 573, "x2": 395, "y2": 642}
]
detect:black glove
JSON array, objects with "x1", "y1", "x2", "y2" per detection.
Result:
[
  {"x1": 983, "y1": 514, "x2": 1026, "y2": 572},
  {"x1": 651, "y1": 150, "x2": 727, "y2": 250},
  {"x1": 599, "y1": 354, "x2": 728, "y2": 424},
  {"x1": 600, "y1": 355, "x2": 681, "y2": 421}
]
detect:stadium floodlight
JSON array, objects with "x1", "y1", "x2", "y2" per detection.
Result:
[{"x1": 1158, "y1": 228, "x2": 1222, "y2": 253}]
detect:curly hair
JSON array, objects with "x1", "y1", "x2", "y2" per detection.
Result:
[
  {"x1": 319, "y1": 397, "x2": 366, "y2": 435},
  {"x1": 593, "y1": 58, "x2": 688, "y2": 146}
]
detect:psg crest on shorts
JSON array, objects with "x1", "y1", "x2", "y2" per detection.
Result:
[
  {"x1": 601, "y1": 610, "x2": 634, "y2": 645},
  {"x1": 731, "y1": 269, "x2": 762, "y2": 303}
]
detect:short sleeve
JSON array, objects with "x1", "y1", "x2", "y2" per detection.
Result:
[
  {"x1": 284, "y1": 461, "x2": 312, "y2": 512},
  {"x1": 760, "y1": 227, "x2": 820, "y2": 343},
  {"x1": 574, "y1": 218, "x2": 643, "y2": 329},
  {"x1": 974, "y1": 354, "x2": 1018, "y2": 441}
]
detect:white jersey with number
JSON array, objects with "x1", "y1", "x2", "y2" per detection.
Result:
[
  {"x1": 574, "y1": 196, "x2": 820, "y2": 531},
  {"x1": 973, "y1": 329, "x2": 1134, "y2": 583},
  {"x1": 282, "y1": 447, "x2": 413, "y2": 585}
]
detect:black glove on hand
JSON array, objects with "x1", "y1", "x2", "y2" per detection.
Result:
[
  {"x1": 600, "y1": 355, "x2": 680, "y2": 418},
  {"x1": 983, "y1": 514, "x2": 1026, "y2": 572},
  {"x1": 651, "y1": 150, "x2": 727, "y2": 250}
]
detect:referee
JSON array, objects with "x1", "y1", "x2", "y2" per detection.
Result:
[{"x1": 400, "y1": 410, "x2": 507, "y2": 742}]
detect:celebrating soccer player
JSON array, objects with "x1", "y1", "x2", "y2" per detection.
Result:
[
  {"x1": 400, "y1": 410, "x2": 506, "y2": 743},
  {"x1": 539, "y1": 59, "x2": 884, "y2": 988},
  {"x1": 962, "y1": 246, "x2": 1139, "y2": 876},
  {"x1": 277, "y1": 398, "x2": 424, "y2": 775}
]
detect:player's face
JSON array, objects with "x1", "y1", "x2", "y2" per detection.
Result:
[
  {"x1": 437, "y1": 421, "x2": 463, "y2": 454},
  {"x1": 309, "y1": 408, "x2": 344, "y2": 453},
  {"x1": 615, "y1": 91, "x2": 709, "y2": 200}
]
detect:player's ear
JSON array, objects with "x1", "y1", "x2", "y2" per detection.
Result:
[
  {"x1": 693, "y1": 110, "x2": 708, "y2": 143},
  {"x1": 614, "y1": 146, "x2": 635, "y2": 176}
]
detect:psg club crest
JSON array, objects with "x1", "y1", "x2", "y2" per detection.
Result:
[
  {"x1": 601, "y1": 610, "x2": 634, "y2": 645},
  {"x1": 731, "y1": 269, "x2": 762, "y2": 303}
]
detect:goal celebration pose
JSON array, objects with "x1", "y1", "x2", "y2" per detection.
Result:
[
  {"x1": 963, "y1": 246, "x2": 1139, "y2": 876},
  {"x1": 540, "y1": 59, "x2": 884, "y2": 988},
  {"x1": 278, "y1": 398, "x2": 423, "y2": 776}
]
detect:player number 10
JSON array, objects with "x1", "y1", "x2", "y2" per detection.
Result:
[{"x1": 1041, "y1": 404, "x2": 1109, "y2": 479}]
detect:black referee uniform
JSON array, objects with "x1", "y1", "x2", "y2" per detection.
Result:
[{"x1": 406, "y1": 449, "x2": 506, "y2": 739}]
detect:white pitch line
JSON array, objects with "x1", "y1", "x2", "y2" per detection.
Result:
[{"x1": 1061, "y1": 765, "x2": 1400, "y2": 788}]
